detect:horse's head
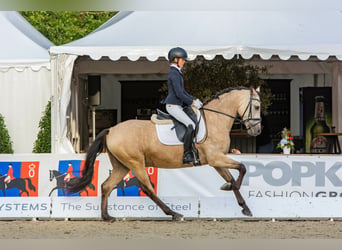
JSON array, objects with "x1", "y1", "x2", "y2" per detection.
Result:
[
  {"x1": 237, "y1": 86, "x2": 262, "y2": 136},
  {"x1": 49, "y1": 170, "x2": 54, "y2": 181}
]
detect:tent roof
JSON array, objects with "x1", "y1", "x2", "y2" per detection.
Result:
[
  {"x1": 50, "y1": 10, "x2": 342, "y2": 61},
  {"x1": 0, "y1": 11, "x2": 53, "y2": 71}
]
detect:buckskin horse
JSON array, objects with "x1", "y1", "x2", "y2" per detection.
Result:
[{"x1": 67, "y1": 86, "x2": 262, "y2": 221}]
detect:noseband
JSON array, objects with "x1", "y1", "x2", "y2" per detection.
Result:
[{"x1": 202, "y1": 90, "x2": 262, "y2": 130}]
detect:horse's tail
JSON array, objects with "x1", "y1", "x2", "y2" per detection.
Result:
[
  {"x1": 25, "y1": 178, "x2": 36, "y2": 192},
  {"x1": 67, "y1": 128, "x2": 109, "y2": 193}
]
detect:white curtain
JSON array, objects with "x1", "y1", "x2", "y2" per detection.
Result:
[
  {"x1": 0, "y1": 67, "x2": 51, "y2": 153},
  {"x1": 51, "y1": 53, "x2": 78, "y2": 153}
]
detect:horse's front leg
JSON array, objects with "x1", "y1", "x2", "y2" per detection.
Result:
[
  {"x1": 207, "y1": 153, "x2": 245, "y2": 190},
  {"x1": 214, "y1": 167, "x2": 252, "y2": 217},
  {"x1": 235, "y1": 163, "x2": 246, "y2": 190},
  {"x1": 206, "y1": 152, "x2": 251, "y2": 216},
  {"x1": 49, "y1": 187, "x2": 58, "y2": 197}
]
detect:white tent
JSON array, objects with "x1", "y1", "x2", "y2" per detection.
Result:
[
  {"x1": 51, "y1": 11, "x2": 342, "y2": 61},
  {"x1": 50, "y1": 10, "x2": 342, "y2": 153},
  {"x1": 0, "y1": 11, "x2": 53, "y2": 153}
]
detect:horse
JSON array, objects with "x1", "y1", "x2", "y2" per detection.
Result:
[
  {"x1": 67, "y1": 86, "x2": 262, "y2": 221},
  {"x1": 0, "y1": 174, "x2": 36, "y2": 196},
  {"x1": 49, "y1": 170, "x2": 95, "y2": 196}
]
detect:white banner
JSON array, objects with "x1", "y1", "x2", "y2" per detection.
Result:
[
  {"x1": 51, "y1": 196, "x2": 198, "y2": 219},
  {"x1": 158, "y1": 154, "x2": 342, "y2": 218},
  {"x1": 0, "y1": 197, "x2": 51, "y2": 218},
  {"x1": 51, "y1": 197, "x2": 101, "y2": 218},
  {"x1": 0, "y1": 153, "x2": 341, "y2": 219},
  {"x1": 107, "y1": 196, "x2": 198, "y2": 218}
]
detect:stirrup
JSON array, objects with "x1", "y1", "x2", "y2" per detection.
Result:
[
  {"x1": 192, "y1": 150, "x2": 201, "y2": 166},
  {"x1": 183, "y1": 153, "x2": 194, "y2": 164},
  {"x1": 183, "y1": 151, "x2": 201, "y2": 166},
  {"x1": 193, "y1": 158, "x2": 201, "y2": 166},
  {"x1": 192, "y1": 144, "x2": 201, "y2": 166}
]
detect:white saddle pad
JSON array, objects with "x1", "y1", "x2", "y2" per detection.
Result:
[{"x1": 155, "y1": 110, "x2": 206, "y2": 145}]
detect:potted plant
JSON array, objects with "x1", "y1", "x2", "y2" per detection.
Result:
[
  {"x1": 0, "y1": 113, "x2": 13, "y2": 153},
  {"x1": 277, "y1": 127, "x2": 295, "y2": 154},
  {"x1": 33, "y1": 101, "x2": 51, "y2": 153}
]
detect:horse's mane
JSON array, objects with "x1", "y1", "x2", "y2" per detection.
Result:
[{"x1": 203, "y1": 86, "x2": 249, "y2": 105}]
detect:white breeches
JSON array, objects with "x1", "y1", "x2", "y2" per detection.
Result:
[{"x1": 166, "y1": 104, "x2": 195, "y2": 128}]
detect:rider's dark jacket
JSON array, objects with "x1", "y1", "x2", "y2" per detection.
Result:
[{"x1": 164, "y1": 65, "x2": 194, "y2": 106}]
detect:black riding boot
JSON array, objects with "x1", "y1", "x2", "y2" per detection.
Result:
[{"x1": 183, "y1": 125, "x2": 195, "y2": 164}]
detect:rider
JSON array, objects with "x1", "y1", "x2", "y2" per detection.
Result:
[
  {"x1": 4, "y1": 163, "x2": 15, "y2": 184},
  {"x1": 64, "y1": 162, "x2": 75, "y2": 183},
  {"x1": 164, "y1": 47, "x2": 203, "y2": 165}
]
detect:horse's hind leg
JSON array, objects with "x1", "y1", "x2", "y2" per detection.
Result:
[
  {"x1": 101, "y1": 153, "x2": 129, "y2": 221},
  {"x1": 133, "y1": 167, "x2": 183, "y2": 221},
  {"x1": 20, "y1": 190, "x2": 29, "y2": 197},
  {"x1": 214, "y1": 167, "x2": 252, "y2": 217}
]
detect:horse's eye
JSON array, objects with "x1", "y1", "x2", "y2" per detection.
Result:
[{"x1": 254, "y1": 105, "x2": 260, "y2": 111}]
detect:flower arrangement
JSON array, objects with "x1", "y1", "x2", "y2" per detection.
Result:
[
  {"x1": 230, "y1": 148, "x2": 241, "y2": 154},
  {"x1": 277, "y1": 127, "x2": 295, "y2": 150}
]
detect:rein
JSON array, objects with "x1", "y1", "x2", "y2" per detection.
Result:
[
  {"x1": 201, "y1": 107, "x2": 236, "y2": 119},
  {"x1": 201, "y1": 90, "x2": 262, "y2": 129},
  {"x1": 51, "y1": 172, "x2": 67, "y2": 179}
]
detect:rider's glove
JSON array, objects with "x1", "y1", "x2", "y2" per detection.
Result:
[{"x1": 193, "y1": 99, "x2": 203, "y2": 109}]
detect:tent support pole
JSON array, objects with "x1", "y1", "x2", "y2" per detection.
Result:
[{"x1": 91, "y1": 106, "x2": 96, "y2": 141}]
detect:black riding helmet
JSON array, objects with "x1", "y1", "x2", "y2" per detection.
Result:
[{"x1": 168, "y1": 47, "x2": 188, "y2": 62}]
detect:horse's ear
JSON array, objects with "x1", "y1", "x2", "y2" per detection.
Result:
[{"x1": 256, "y1": 86, "x2": 261, "y2": 93}]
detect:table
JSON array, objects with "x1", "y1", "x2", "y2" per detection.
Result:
[{"x1": 315, "y1": 132, "x2": 342, "y2": 154}]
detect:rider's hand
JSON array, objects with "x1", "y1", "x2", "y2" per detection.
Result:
[{"x1": 193, "y1": 99, "x2": 203, "y2": 109}]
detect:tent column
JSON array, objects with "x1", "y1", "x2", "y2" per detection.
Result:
[
  {"x1": 50, "y1": 54, "x2": 58, "y2": 153},
  {"x1": 332, "y1": 62, "x2": 342, "y2": 138}
]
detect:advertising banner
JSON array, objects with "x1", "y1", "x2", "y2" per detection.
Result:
[
  {"x1": 0, "y1": 161, "x2": 39, "y2": 197},
  {"x1": 51, "y1": 197, "x2": 101, "y2": 218},
  {"x1": 106, "y1": 196, "x2": 198, "y2": 218},
  {"x1": 0, "y1": 153, "x2": 341, "y2": 219},
  {"x1": 201, "y1": 154, "x2": 342, "y2": 218},
  {"x1": 51, "y1": 196, "x2": 198, "y2": 219},
  {"x1": 301, "y1": 87, "x2": 332, "y2": 153},
  {"x1": 0, "y1": 197, "x2": 50, "y2": 218}
]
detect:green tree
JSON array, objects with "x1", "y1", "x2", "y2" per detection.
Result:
[
  {"x1": 160, "y1": 56, "x2": 271, "y2": 114},
  {"x1": 0, "y1": 114, "x2": 14, "y2": 153},
  {"x1": 19, "y1": 12, "x2": 117, "y2": 152},
  {"x1": 33, "y1": 101, "x2": 51, "y2": 153},
  {"x1": 21, "y1": 11, "x2": 117, "y2": 45}
]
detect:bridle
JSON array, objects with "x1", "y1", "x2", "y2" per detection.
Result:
[{"x1": 201, "y1": 89, "x2": 262, "y2": 130}]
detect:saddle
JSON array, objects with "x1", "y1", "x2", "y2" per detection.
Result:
[
  {"x1": 152, "y1": 107, "x2": 199, "y2": 142},
  {"x1": 151, "y1": 107, "x2": 203, "y2": 166}
]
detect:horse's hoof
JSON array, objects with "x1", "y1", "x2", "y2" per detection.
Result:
[
  {"x1": 172, "y1": 213, "x2": 184, "y2": 221},
  {"x1": 220, "y1": 182, "x2": 233, "y2": 191},
  {"x1": 242, "y1": 207, "x2": 253, "y2": 217},
  {"x1": 102, "y1": 214, "x2": 116, "y2": 222}
]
